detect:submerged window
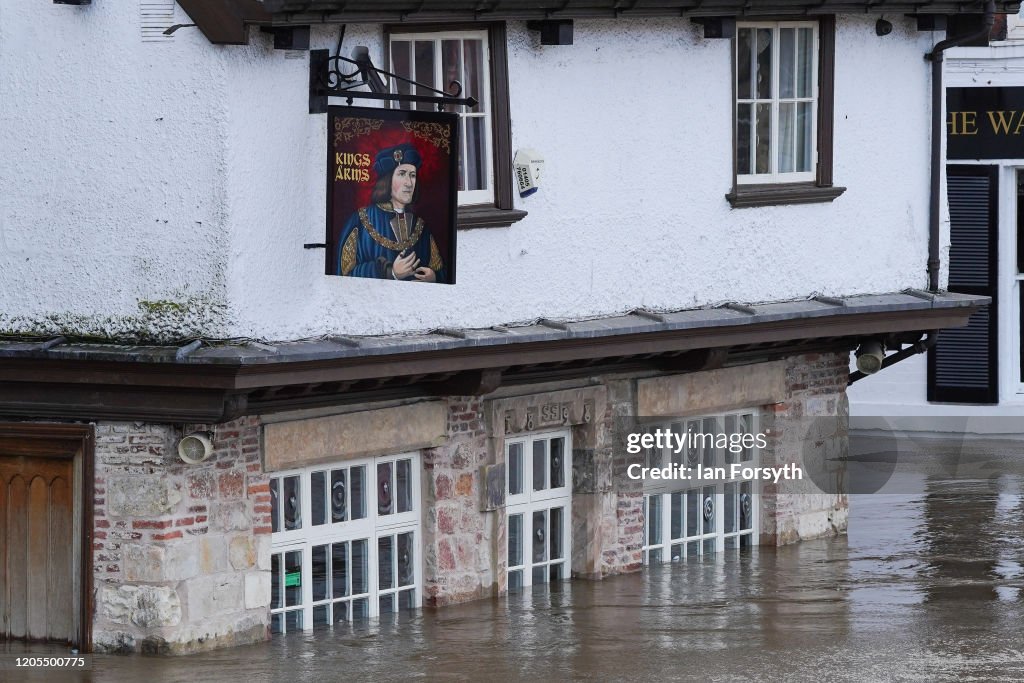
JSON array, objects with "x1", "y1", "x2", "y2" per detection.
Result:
[
  {"x1": 269, "y1": 453, "x2": 420, "y2": 633},
  {"x1": 506, "y1": 431, "x2": 572, "y2": 591},
  {"x1": 641, "y1": 412, "x2": 759, "y2": 563}
]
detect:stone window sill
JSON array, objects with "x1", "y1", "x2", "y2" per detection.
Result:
[
  {"x1": 726, "y1": 183, "x2": 847, "y2": 209},
  {"x1": 457, "y1": 205, "x2": 528, "y2": 230}
]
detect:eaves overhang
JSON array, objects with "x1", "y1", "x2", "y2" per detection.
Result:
[
  {"x1": 0, "y1": 291, "x2": 986, "y2": 423},
  {"x1": 176, "y1": 0, "x2": 1020, "y2": 44},
  {"x1": 260, "y1": 0, "x2": 1019, "y2": 21}
]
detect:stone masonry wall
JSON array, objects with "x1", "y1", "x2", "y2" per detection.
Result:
[
  {"x1": 92, "y1": 417, "x2": 270, "y2": 654},
  {"x1": 421, "y1": 398, "x2": 492, "y2": 607},
  {"x1": 760, "y1": 352, "x2": 851, "y2": 545}
]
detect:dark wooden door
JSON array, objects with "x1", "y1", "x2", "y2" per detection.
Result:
[{"x1": 0, "y1": 452, "x2": 76, "y2": 644}]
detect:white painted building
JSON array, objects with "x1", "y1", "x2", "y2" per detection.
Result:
[
  {"x1": 849, "y1": 10, "x2": 1024, "y2": 433},
  {"x1": 0, "y1": 0, "x2": 998, "y2": 655}
]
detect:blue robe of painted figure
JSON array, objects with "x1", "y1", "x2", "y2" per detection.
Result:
[{"x1": 335, "y1": 202, "x2": 446, "y2": 283}]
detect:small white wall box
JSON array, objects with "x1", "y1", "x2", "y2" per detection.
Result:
[{"x1": 514, "y1": 149, "x2": 544, "y2": 197}]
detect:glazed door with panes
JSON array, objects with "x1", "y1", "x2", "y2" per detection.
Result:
[
  {"x1": 269, "y1": 453, "x2": 420, "y2": 633},
  {"x1": 505, "y1": 431, "x2": 571, "y2": 591}
]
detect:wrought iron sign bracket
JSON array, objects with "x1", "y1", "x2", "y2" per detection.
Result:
[{"x1": 309, "y1": 48, "x2": 478, "y2": 115}]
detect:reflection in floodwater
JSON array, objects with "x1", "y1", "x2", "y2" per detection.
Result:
[{"x1": 9, "y1": 472, "x2": 1024, "y2": 681}]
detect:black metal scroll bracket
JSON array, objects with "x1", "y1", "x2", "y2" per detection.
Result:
[{"x1": 309, "y1": 48, "x2": 479, "y2": 114}]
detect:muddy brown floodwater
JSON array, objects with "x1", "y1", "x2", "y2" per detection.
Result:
[{"x1": 8, "y1": 469, "x2": 1024, "y2": 682}]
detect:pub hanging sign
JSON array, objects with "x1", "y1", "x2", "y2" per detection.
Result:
[
  {"x1": 947, "y1": 86, "x2": 1024, "y2": 160},
  {"x1": 325, "y1": 106, "x2": 458, "y2": 284}
]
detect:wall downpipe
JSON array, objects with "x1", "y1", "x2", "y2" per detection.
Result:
[{"x1": 926, "y1": 0, "x2": 996, "y2": 292}]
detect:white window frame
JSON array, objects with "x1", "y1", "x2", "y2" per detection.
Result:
[
  {"x1": 269, "y1": 452, "x2": 422, "y2": 633},
  {"x1": 505, "y1": 430, "x2": 572, "y2": 590},
  {"x1": 641, "y1": 411, "x2": 760, "y2": 564},
  {"x1": 736, "y1": 21, "x2": 819, "y2": 185},
  {"x1": 388, "y1": 29, "x2": 495, "y2": 206}
]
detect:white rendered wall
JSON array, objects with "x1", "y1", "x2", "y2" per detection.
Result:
[
  {"x1": 0, "y1": 10, "x2": 938, "y2": 341},
  {"x1": 0, "y1": 1, "x2": 235, "y2": 339}
]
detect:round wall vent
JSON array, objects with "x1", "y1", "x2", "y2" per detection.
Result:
[{"x1": 177, "y1": 432, "x2": 213, "y2": 464}]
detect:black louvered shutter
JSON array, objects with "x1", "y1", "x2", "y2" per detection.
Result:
[{"x1": 928, "y1": 165, "x2": 998, "y2": 403}]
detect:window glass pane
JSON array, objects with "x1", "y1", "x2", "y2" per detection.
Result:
[
  {"x1": 332, "y1": 542, "x2": 349, "y2": 598},
  {"x1": 285, "y1": 610, "x2": 303, "y2": 632},
  {"x1": 702, "y1": 417, "x2": 718, "y2": 468},
  {"x1": 649, "y1": 547, "x2": 663, "y2": 564},
  {"x1": 378, "y1": 462, "x2": 394, "y2": 516},
  {"x1": 396, "y1": 459, "x2": 413, "y2": 514},
  {"x1": 533, "y1": 440, "x2": 546, "y2": 491},
  {"x1": 687, "y1": 490, "x2": 699, "y2": 537},
  {"x1": 333, "y1": 600, "x2": 349, "y2": 623},
  {"x1": 331, "y1": 469, "x2": 347, "y2": 523},
  {"x1": 508, "y1": 443, "x2": 523, "y2": 495},
  {"x1": 703, "y1": 538, "x2": 716, "y2": 556},
  {"x1": 352, "y1": 539, "x2": 369, "y2": 594},
  {"x1": 671, "y1": 543, "x2": 683, "y2": 562},
  {"x1": 671, "y1": 492, "x2": 684, "y2": 540},
  {"x1": 550, "y1": 437, "x2": 565, "y2": 488},
  {"x1": 312, "y1": 544, "x2": 328, "y2": 601},
  {"x1": 380, "y1": 594, "x2": 395, "y2": 614},
  {"x1": 314, "y1": 605, "x2": 329, "y2": 628},
  {"x1": 724, "y1": 415, "x2": 738, "y2": 465},
  {"x1": 741, "y1": 481, "x2": 754, "y2": 531},
  {"x1": 737, "y1": 102, "x2": 752, "y2": 176},
  {"x1": 725, "y1": 536, "x2": 738, "y2": 550},
  {"x1": 532, "y1": 510, "x2": 547, "y2": 563},
  {"x1": 648, "y1": 495, "x2": 662, "y2": 548},
  {"x1": 311, "y1": 471, "x2": 326, "y2": 526},
  {"x1": 414, "y1": 40, "x2": 436, "y2": 112},
  {"x1": 441, "y1": 39, "x2": 464, "y2": 104},
  {"x1": 550, "y1": 563, "x2": 563, "y2": 582},
  {"x1": 797, "y1": 27, "x2": 814, "y2": 98},
  {"x1": 737, "y1": 28, "x2": 753, "y2": 100},
  {"x1": 379, "y1": 535, "x2": 395, "y2": 590},
  {"x1": 532, "y1": 566, "x2": 546, "y2": 585},
  {"x1": 702, "y1": 486, "x2": 716, "y2": 535},
  {"x1": 350, "y1": 466, "x2": 366, "y2": 520},
  {"x1": 465, "y1": 117, "x2": 487, "y2": 192},
  {"x1": 756, "y1": 28, "x2": 772, "y2": 100},
  {"x1": 391, "y1": 40, "x2": 413, "y2": 111},
  {"x1": 463, "y1": 39, "x2": 486, "y2": 113},
  {"x1": 797, "y1": 101, "x2": 813, "y2": 172},
  {"x1": 687, "y1": 540, "x2": 700, "y2": 557},
  {"x1": 270, "y1": 478, "x2": 280, "y2": 533},
  {"x1": 550, "y1": 507, "x2": 563, "y2": 560},
  {"x1": 352, "y1": 598, "x2": 369, "y2": 620},
  {"x1": 508, "y1": 569, "x2": 523, "y2": 592},
  {"x1": 779, "y1": 28, "x2": 796, "y2": 99},
  {"x1": 399, "y1": 588, "x2": 416, "y2": 610},
  {"x1": 271, "y1": 613, "x2": 283, "y2": 634},
  {"x1": 508, "y1": 513, "x2": 523, "y2": 567},
  {"x1": 779, "y1": 102, "x2": 795, "y2": 174},
  {"x1": 271, "y1": 552, "x2": 282, "y2": 609},
  {"x1": 284, "y1": 550, "x2": 302, "y2": 607},
  {"x1": 755, "y1": 103, "x2": 771, "y2": 174},
  {"x1": 740, "y1": 415, "x2": 754, "y2": 462},
  {"x1": 398, "y1": 532, "x2": 415, "y2": 587},
  {"x1": 282, "y1": 476, "x2": 301, "y2": 531},
  {"x1": 725, "y1": 483, "x2": 737, "y2": 533}
]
